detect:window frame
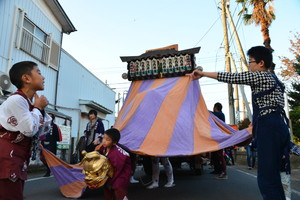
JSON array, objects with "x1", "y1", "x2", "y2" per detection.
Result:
[{"x1": 18, "y1": 15, "x2": 51, "y2": 65}]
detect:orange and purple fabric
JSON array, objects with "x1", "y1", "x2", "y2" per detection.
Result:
[
  {"x1": 114, "y1": 76, "x2": 252, "y2": 156},
  {"x1": 42, "y1": 76, "x2": 252, "y2": 198},
  {"x1": 41, "y1": 148, "x2": 86, "y2": 199}
]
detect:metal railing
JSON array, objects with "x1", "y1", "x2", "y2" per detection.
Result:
[{"x1": 20, "y1": 28, "x2": 50, "y2": 64}]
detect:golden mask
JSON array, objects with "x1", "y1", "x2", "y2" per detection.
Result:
[{"x1": 81, "y1": 150, "x2": 114, "y2": 189}]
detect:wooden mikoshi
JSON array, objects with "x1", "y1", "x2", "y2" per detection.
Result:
[{"x1": 120, "y1": 45, "x2": 200, "y2": 81}]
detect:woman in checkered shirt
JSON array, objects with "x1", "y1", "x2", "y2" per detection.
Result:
[{"x1": 190, "y1": 46, "x2": 290, "y2": 200}]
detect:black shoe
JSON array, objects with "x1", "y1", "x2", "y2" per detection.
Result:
[{"x1": 209, "y1": 171, "x2": 219, "y2": 174}]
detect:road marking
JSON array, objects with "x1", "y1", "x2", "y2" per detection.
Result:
[
  {"x1": 234, "y1": 168, "x2": 300, "y2": 197},
  {"x1": 26, "y1": 176, "x2": 53, "y2": 182},
  {"x1": 234, "y1": 168, "x2": 257, "y2": 179}
]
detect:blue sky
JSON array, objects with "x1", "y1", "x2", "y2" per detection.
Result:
[{"x1": 59, "y1": 0, "x2": 300, "y2": 122}]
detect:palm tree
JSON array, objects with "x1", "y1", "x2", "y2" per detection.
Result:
[
  {"x1": 237, "y1": 0, "x2": 275, "y2": 72},
  {"x1": 237, "y1": 0, "x2": 275, "y2": 52}
]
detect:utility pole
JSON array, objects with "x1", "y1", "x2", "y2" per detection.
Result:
[
  {"x1": 221, "y1": 0, "x2": 235, "y2": 124},
  {"x1": 240, "y1": 62, "x2": 246, "y2": 120},
  {"x1": 229, "y1": 52, "x2": 240, "y2": 123},
  {"x1": 225, "y1": 5, "x2": 248, "y2": 71},
  {"x1": 225, "y1": 2, "x2": 253, "y2": 121}
]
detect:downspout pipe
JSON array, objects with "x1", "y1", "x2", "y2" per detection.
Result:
[{"x1": 54, "y1": 32, "x2": 64, "y2": 110}]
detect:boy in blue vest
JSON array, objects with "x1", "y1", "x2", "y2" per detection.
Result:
[{"x1": 190, "y1": 46, "x2": 290, "y2": 200}]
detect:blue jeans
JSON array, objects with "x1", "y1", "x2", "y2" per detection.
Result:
[
  {"x1": 246, "y1": 145, "x2": 256, "y2": 168},
  {"x1": 256, "y1": 112, "x2": 290, "y2": 200}
]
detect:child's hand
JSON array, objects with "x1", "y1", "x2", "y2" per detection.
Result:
[
  {"x1": 186, "y1": 69, "x2": 204, "y2": 80},
  {"x1": 94, "y1": 143, "x2": 103, "y2": 151},
  {"x1": 34, "y1": 94, "x2": 49, "y2": 109}
]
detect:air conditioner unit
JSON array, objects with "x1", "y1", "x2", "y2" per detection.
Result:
[{"x1": 0, "y1": 71, "x2": 12, "y2": 91}]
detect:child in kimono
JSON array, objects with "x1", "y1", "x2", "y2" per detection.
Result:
[
  {"x1": 98, "y1": 128, "x2": 131, "y2": 200},
  {"x1": 190, "y1": 46, "x2": 290, "y2": 200},
  {"x1": 0, "y1": 61, "x2": 51, "y2": 200}
]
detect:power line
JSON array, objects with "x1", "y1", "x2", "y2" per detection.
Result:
[
  {"x1": 108, "y1": 82, "x2": 131, "y2": 85},
  {"x1": 193, "y1": 15, "x2": 221, "y2": 47}
]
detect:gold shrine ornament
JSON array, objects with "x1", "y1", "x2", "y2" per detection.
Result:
[{"x1": 81, "y1": 150, "x2": 114, "y2": 189}]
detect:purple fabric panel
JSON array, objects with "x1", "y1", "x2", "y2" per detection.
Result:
[
  {"x1": 208, "y1": 114, "x2": 251, "y2": 149},
  {"x1": 121, "y1": 101, "x2": 133, "y2": 122},
  {"x1": 218, "y1": 128, "x2": 251, "y2": 149},
  {"x1": 50, "y1": 165, "x2": 85, "y2": 187},
  {"x1": 165, "y1": 80, "x2": 200, "y2": 156},
  {"x1": 119, "y1": 77, "x2": 180, "y2": 150},
  {"x1": 138, "y1": 79, "x2": 154, "y2": 93},
  {"x1": 121, "y1": 80, "x2": 154, "y2": 122}
]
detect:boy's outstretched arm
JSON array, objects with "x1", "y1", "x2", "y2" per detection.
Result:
[{"x1": 188, "y1": 70, "x2": 218, "y2": 80}]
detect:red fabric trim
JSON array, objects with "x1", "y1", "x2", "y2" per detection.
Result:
[
  {"x1": 0, "y1": 130, "x2": 31, "y2": 180},
  {"x1": 0, "y1": 179, "x2": 24, "y2": 200}
]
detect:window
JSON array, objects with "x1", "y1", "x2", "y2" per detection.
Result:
[
  {"x1": 19, "y1": 17, "x2": 51, "y2": 64},
  {"x1": 49, "y1": 40, "x2": 60, "y2": 70}
]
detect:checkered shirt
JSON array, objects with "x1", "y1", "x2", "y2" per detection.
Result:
[{"x1": 217, "y1": 71, "x2": 285, "y2": 116}]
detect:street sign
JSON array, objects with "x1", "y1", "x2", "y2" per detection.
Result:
[{"x1": 57, "y1": 124, "x2": 71, "y2": 149}]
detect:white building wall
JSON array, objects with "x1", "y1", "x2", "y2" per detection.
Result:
[
  {"x1": 0, "y1": 0, "x2": 16, "y2": 72},
  {"x1": 57, "y1": 49, "x2": 116, "y2": 138},
  {"x1": 0, "y1": 0, "x2": 63, "y2": 104},
  {"x1": 0, "y1": 0, "x2": 116, "y2": 152}
]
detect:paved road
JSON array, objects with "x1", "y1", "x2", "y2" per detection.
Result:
[{"x1": 24, "y1": 164, "x2": 300, "y2": 200}]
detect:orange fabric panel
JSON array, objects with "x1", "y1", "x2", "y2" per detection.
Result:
[
  {"x1": 41, "y1": 148, "x2": 82, "y2": 169},
  {"x1": 114, "y1": 81, "x2": 143, "y2": 127},
  {"x1": 59, "y1": 181, "x2": 86, "y2": 198},
  {"x1": 230, "y1": 124, "x2": 239, "y2": 130},
  {"x1": 137, "y1": 77, "x2": 191, "y2": 155},
  {"x1": 116, "y1": 79, "x2": 166, "y2": 131},
  {"x1": 192, "y1": 92, "x2": 220, "y2": 154},
  {"x1": 211, "y1": 115, "x2": 233, "y2": 135}
]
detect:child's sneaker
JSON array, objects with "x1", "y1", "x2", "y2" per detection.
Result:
[
  {"x1": 215, "y1": 173, "x2": 228, "y2": 180},
  {"x1": 130, "y1": 176, "x2": 139, "y2": 183},
  {"x1": 147, "y1": 182, "x2": 159, "y2": 189},
  {"x1": 164, "y1": 182, "x2": 175, "y2": 188}
]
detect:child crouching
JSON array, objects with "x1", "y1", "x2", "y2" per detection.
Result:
[{"x1": 98, "y1": 128, "x2": 131, "y2": 200}]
